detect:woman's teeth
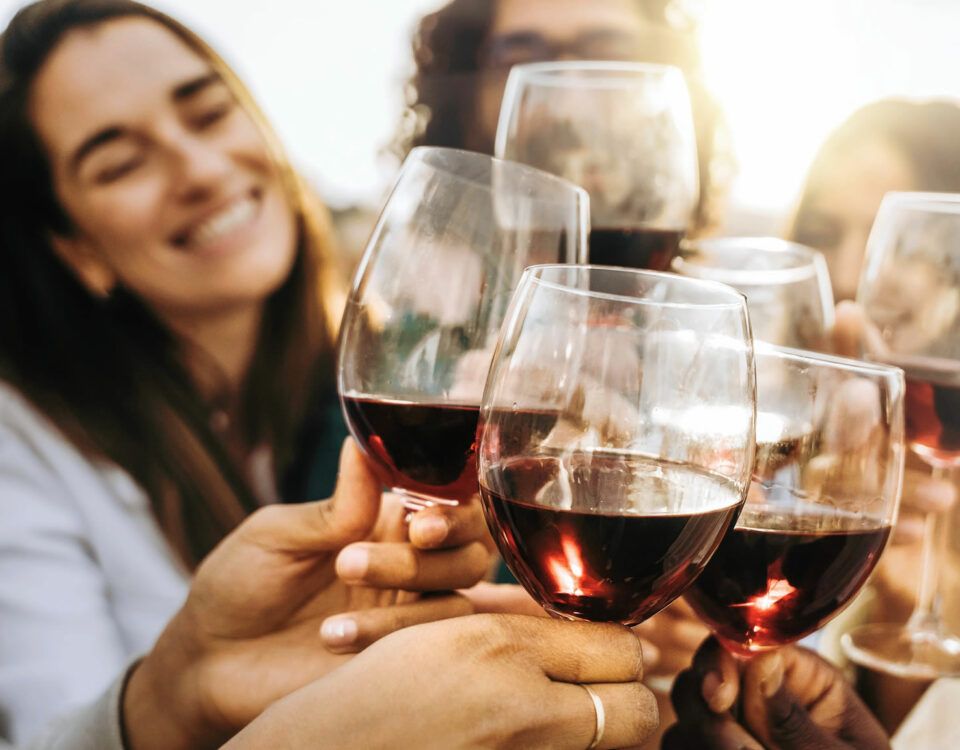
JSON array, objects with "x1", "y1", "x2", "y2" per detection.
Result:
[{"x1": 186, "y1": 196, "x2": 256, "y2": 247}]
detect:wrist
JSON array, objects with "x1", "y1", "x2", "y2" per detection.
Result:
[{"x1": 122, "y1": 617, "x2": 225, "y2": 750}]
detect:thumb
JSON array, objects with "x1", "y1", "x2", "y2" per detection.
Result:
[
  {"x1": 242, "y1": 438, "x2": 383, "y2": 553},
  {"x1": 741, "y1": 652, "x2": 845, "y2": 750}
]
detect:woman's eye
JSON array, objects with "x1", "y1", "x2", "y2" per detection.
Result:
[
  {"x1": 94, "y1": 157, "x2": 144, "y2": 184},
  {"x1": 194, "y1": 101, "x2": 234, "y2": 128}
]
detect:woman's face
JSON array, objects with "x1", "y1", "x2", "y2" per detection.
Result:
[
  {"x1": 29, "y1": 18, "x2": 297, "y2": 323},
  {"x1": 471, "y1": 0, "x2": 648, "y2": 151},
  {"x1": 791, "y1": 137, "x2": 917, "y2": 301}
]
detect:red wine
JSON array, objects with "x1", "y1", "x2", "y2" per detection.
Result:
[
  {"x1": 684, "y1": 507, "x2": 891, "y2": 655},
  {"x1": 906, "y1": 378, "x2": 960, "y2": 462},
  {"x1": 588, "y1": 227, "x2": 683, "y2": 271},
  {"x1": 479, "y1": 454, "x2": 742, "y2": 624},
  {"x1": 341, "y1": 394, "x2": 479, "y2": 502}
]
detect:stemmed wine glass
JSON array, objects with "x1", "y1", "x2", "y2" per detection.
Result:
[
  {"x1": 672, "y1": 237, "x2": 835, "y2": 350},
  {"x1": 337, "y1": 147, "x2": 588, "y2": 511},
  {"x1": 477, "y1": 265, "x2": 755, "y2": 624},
  {"x1": 495, "y1": 62, "x2": 698, "y2": 271},
  {"x1": 685, "y1": 344, "x2": 904, "y2": 655},
  {"x1": 842, "y1": 192, "x2": 960, "y2": 678}
]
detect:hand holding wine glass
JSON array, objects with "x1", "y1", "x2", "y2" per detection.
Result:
[
  {"x1": 495, "y1": 62, "x2": 698, "y2": 270},
  {"x1": 478, "y1": 265, "x2": 756, "y2": 626},
  {"x1": 338, "y1": 147, "x2": 587, "y2": 511},
  {"x1": 664, "y1": 637, "x2": 891, "y2": 750}
]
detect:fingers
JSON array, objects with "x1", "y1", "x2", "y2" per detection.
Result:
[
  {"x1": 240, "y1": 439, "x2": 382, "y2": 553},
  {"x1": 667, "y1": 670, "x2": 762, "y2": 750},
  {"x1": 461, "y1": 582, "x2": 549, "y2": 617},
  {"x1": 336, "y1": 540, "x2": 489, "y2": 591},
  {"x1": 831, "y1": 300, "x2": 865, "y2": 358},
  {"x1": 555, "y1": 681, "x2": 658, "y2": 750},
  {"x1": 500, "y1": 617, "x2": 646, "y2": 683},
  {"x1": 740, "y1": 651, "x2": 847, "y2": 750},
  {"x1": 407, "y1": 498, "x2": 491, "y2": 550},
  {"x1": 691, "y1": 638, "x2": 741, "y2": 713},
  {"x1": 320, "y1": 593, "x2": 474, "y2": 653}
]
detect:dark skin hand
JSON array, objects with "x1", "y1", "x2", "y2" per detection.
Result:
[{"x1": 663, "y1": 637, "x2": 891, "y2": 750}]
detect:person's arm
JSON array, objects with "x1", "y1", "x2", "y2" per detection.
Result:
[
  {"x1": 0, "y1": 420, "x2": 130, "y2": 744},
  {"x1": 665, "y1": 637, "x2": 891, "y2": 749},
  {"x1": 120, "y1": 440, "x2": 494, "y2": 750}
]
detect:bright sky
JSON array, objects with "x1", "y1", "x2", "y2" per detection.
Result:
[{"x1": 2, "y1": 0, "x2": 958, "y2": 221}]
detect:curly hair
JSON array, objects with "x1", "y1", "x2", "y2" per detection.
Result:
[{"x1": 392, "y1": 0, "x2": 733, "y2": 235}]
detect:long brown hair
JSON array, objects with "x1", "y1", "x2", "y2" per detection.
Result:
[
  {"x1": 391, "y1": 0, "x2": 733, "y2": 235},
  {"x1": 0, "y1": 0, "x2": 343, "y2": 568}
]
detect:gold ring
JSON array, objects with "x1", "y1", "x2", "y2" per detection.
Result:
[{"x1": 581, "y1": 684, "x2": 605, "y2": 750}]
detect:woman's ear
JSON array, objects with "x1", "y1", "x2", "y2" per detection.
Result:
[{"x1": 49, "y1": 233, "x2": 117, "y2": 298}]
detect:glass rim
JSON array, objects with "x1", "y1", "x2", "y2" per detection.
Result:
[
  {"x1": 754, "y1": 341, "x2": 905, "y2": 382},
  {"x1": 504, "y1": 59, "x2": 685, "y2": 87},
  {"x1": 405, "y1": 145, "x2": 590, "y2": 200},
  {"x1": 522, "y1": 263, "x2": 749, "y2": 310},
  {"x1": 879, "y1": 191, "x2": 960, "y2": 214},
  {"x1": 673, "y1": 237, "x2": 826, "y2": 286}
]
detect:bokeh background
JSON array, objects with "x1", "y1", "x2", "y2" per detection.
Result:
[{"x1": 2, "y1": 0, "x2": 958, "y2": 231}]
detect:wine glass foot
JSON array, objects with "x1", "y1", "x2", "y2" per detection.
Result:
[
  {"x1": 842, "y1": 623, "x2": 960, "y2": 680},
  {"x1": 394, "y1": 490, "x2": 460, "y2": 518}
]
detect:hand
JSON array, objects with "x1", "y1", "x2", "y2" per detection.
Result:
[
  {"x1": 124, "y1": 439, "x2": 491, "y2": 750},
  {"x1": 224, "y1": 615, "x2": 660, "y2": 750},
  {"x1": 664, "y1": 637, "x2": 890, "y2": 750}
]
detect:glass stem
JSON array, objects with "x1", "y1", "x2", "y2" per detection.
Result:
[{"x1": 907, "y1": 465, "x2": 955, "y2": 633}]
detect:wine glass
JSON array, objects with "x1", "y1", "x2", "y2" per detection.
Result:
[
  {"x1": 672, "y1": 237, "x2": 835, "y2": 350},
  {"x1": 495, "y1": 61, "x2": 698, "y2": 271},
  {"x1": 842, "y1": 192, "x2": 960, "y2": 678},
  {"x1": 337, "y1": 147, "x2": 588, "y2": 511},
  {"x1": 477, "y1": 265, "x2": 755, "y2": 624},
  {"x1": 685, "y1": 343, "x2": 904, "y2": 655}
]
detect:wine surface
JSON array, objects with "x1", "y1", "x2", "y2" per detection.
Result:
[
  {"x1": 588, "y1": 227, "x2": 683, "y2": 271},
  {"x1": 342, "y1": 394, "x2": 480, "y2": 502},
  {"x1": 480, "y1": 453, "x2": 742, "y2": 624}
]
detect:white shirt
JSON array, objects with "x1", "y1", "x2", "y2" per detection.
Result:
[{"x1": 0, "y1": 381, "x2": 189, "y2": 744}]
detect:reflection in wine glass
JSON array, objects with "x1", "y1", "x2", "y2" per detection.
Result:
[
  {"x1": 495, "y1": 61, "x2": 698, "y2": 271},
  {"x1": 685, "y1": 344, "x2": 904, "y2": 655},
  {"x1": 843, "y1": 192, "x2": 960, "y2": 679},
  {"x1": 337, "y1": 147, "x2": 588, "y2": 510},
  {"x1": 478, "y1": 265, "x2": 755, "y2": 625},
  {"x1": 672, "y1": 237, "x2": 835, "y2": 350}
]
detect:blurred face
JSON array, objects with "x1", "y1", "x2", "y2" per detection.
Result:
[
  {"x1": 791, "y1": 137, "x2": 917, "y2": 301},
  {"x1": 471, "y1": 0, "x2": 648, "y2": 151},
  {"x1": 29, "y1": 18, "x2": 297, "y2": 323}
]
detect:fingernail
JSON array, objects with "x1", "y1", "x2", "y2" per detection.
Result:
[
  {"x1": 336, "y1": 547, "x2": 369, "y2": 580},
  {"x1": 412, "y1": 514, "x2": 449, "y2": 547},
  {"x1": 759, "y1": 652, "x2": 783, "y2": 698},
  {"x1": 702, "y1": 671, "x2": 735, "y2": 713},
  {"x1": 321, "y1": 617, "x2": 358, "y2": 647}
]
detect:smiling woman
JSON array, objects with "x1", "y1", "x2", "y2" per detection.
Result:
[{"x1": 0, "y1": 0, "x2": 351, "y2": 741}]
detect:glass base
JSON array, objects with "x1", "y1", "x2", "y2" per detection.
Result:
[{"x1": 842, "y1": 623, "x2": 960, "y2": 680}]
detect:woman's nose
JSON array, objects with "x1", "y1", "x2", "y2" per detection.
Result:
[{"x1": 169, "y1": 134, "x2": 232, "y2": 201}]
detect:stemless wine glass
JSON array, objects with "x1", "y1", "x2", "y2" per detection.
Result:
[
  {"x1": 672, "y1": 237, "x2": 835, "y2": 350},
  {"x1": 338, "y1": 147, "x2": 588, "y2": 511},
  {"x1": 843, "y1": 192, "x2": 960, "y2": 678},
  {"x1": 685, "y1": 344, "x2": 904, "y2": 655},
  {"x1": 478, "y1": 265, "x2": 755, "y2": 625},
  {"x1": 495, "y1": 61, "x2": 698, "y2": 271}
]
